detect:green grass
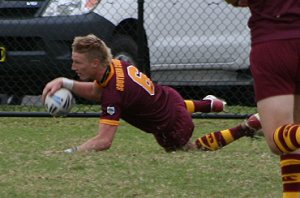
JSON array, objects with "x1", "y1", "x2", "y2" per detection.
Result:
[{"x1": 0, "y1": 117, "x2": 281, "y2": 198}]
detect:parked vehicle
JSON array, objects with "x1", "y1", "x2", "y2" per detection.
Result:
[{"x1": 0, "y1": 0, "x2": 252, "y2": 104}]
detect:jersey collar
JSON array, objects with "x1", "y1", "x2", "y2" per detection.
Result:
[{"x1": 95, "y1": 60, "x2": 118, "y2": 88}]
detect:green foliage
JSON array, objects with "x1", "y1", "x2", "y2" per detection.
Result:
[{"x1": 0, "y1": 117, "x2": 281, "y2": 198}]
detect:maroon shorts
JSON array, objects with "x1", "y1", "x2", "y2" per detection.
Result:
[
  {"x1": 153, "y1": 87, "x2": 194, "y2": 151},
  {"x1": 250, "y1": 39, "x2": 300, "y2": 101}
]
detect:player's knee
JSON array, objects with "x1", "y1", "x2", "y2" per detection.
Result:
[
  {"x1": 273, "y1": 124, "x2": 300, "y2": 155},
  {"x1": 268, "y1": 143, "x2": 283, "y2": 155}
]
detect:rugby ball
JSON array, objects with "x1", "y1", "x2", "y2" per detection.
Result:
[{"x1": 45, "y1": 88, "x2": 75, "y2": 116}]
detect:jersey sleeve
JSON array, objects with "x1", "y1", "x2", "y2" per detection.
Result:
[
  {"x1": 100, "y1": 87, "x2": 122, "y2": 126},
  {"x1": 99, "y1": 119, "x2": 119, "y2": 126}
]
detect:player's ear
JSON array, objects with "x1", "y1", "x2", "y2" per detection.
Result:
[{"x1": 91, "y1": 58, "x2": 100, "y2": 68}]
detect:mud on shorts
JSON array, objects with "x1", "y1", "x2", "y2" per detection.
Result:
[
  {"x1": 153, "y1": 87, "x2": 194, "y2": 151},
  {"x1": 250, "y1": 39, "x2": 300, "y2": 102}
]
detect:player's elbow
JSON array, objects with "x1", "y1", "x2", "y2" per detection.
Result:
[{"x1": 94, "y1": 139, "x2": 113, "y2": 152}]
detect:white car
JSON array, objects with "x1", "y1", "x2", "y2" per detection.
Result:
[
  {"x1": 93, "y1": 0, "x2": 252, "y2": 86},
  {"x1": 0, "y1": 0, "x2": 251, "y2": 104}
]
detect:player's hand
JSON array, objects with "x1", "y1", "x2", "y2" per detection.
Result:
[{"x1": 41, "y1": 77, "x2": 64, "y2": 103}]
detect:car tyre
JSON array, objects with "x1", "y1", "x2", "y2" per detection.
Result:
[{"x1": 110, "y1": 34, "x2": 138, "y2": 67}]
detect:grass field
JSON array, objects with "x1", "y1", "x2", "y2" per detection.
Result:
[{"x1": 0, "y1": 116, "x2": 281, "y2": 198}]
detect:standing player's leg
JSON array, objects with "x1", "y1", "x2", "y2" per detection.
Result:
[
  {"x1": 251, "y1": 40, "x2": 300, "y2": 198},
  {"x1": 258, "y1": 95, "x2": 294, "y2": 154},
  {"x1": 293, "y1": 95, "x2": 300, "y2": 122},
  {"x1": 258, "y1": 95, "x2": 300, "y2": 198},
  {"x1": 193, "y1": 113, "x2": 261, "y2": 151},
  {"x1": 184, "y1": 95, "x2": 226, "y2": 113}
]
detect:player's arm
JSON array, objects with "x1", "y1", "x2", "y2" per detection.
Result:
[
  {"x1": 42, "y1": 77, "x2": 101, "y2": 103},
  {"x1": 64, "y1": 123, "x2": 118, "y2": 153},
  {"x1": 225, "y1": 0, "x2": 248, "y2": 7},
  {"x1": 71, "y1": 80, "x2": 102, "y2": 102}
]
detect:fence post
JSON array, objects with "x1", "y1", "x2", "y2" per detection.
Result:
[{"x1": 137, "y1": 0, "x2": 149, "y2": 76}]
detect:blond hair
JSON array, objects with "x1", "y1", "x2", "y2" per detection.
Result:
[{"x1": 72, "y1": 34, "x2": 112, "y2": 67}]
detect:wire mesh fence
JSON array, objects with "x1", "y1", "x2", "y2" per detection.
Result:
[{"x1": 0, "y1": 0, "x2": 256, "y2": 117}]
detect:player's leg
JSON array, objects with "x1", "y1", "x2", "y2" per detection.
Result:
[
  {"x1": 154, "y1": 110, "x2": 194, "y2": 152},
  {"x1": 258, "y1": 95, "x2": 300, "y2": 198},
  {"x1": 280, "y1": 93, "x2": 300, "y2": 198},
  {"x1": 154, "y1": 87, "x2": 195, "y2": 152},
  {"x1": 250, "y1": 39, "x2": 300, "y2": 197},
  {"x1": 293, "y1": 95, "x2": 300, "y2": 122},
  {"x1": 255, "y1": 40, "x2": 300, "y2": 198},
  {"x1": 184, "y1": 95, "x2": 226, "y2": 113},
  {"x1": 193, "y1": 113, "x2": 261, "y2": 151},
  {"x1": 283, "y1": 95, "x2": 300, "y2": 198},
  {"x1": 258, "y1": 95, "x2": 294, "y2": 154}
]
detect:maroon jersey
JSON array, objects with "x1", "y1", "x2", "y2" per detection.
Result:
[
  {"x1": 248, "y1": 0, "x2": 300, "y2": 44},
  {"x1": 95, "y1": 59, "x2": 190, "y2": 136}
]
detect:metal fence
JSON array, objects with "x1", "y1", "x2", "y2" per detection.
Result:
[{"x1": 0, "y1": 0, "x2": 256, "y2": 117}]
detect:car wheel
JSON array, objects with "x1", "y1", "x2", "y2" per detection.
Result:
[
  {"x1": 110, "y1": 35, "x2": 138, "y2": 67},
  {"x1": 7, "y1": 95, "x2": 23, "y2": 105}
]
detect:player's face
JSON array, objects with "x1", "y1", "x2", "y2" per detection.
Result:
[{"x1": 71, "y1": 52, "x2": 97, "y2": 81}]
